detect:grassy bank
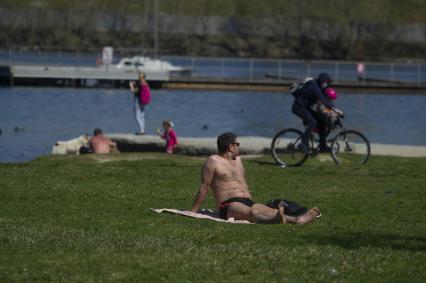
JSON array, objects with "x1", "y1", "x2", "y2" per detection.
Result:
[
  {"x1": 1, "y1": 0, "x2": 425, "y2": 60},
  {"x1": 0, "y1": 153, "x2": 425, "y2": 282}
]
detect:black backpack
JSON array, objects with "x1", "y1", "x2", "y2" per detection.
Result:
[
  {"x1": 266, "y1": 199, "x2": 308, "y2": 217},
  {"x1": 290, "y1": 77, "x2": 315, "y2": 98}
]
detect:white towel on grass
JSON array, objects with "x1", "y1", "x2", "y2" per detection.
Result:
[{"x1": 151, "y1": 208, "x2": 252, "y2": 224}]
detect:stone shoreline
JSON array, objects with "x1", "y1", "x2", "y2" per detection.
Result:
[{"x1": 108, "y1": 134, "x2": 426, "y2": 158}]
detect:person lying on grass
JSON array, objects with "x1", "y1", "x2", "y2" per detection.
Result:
[{"x1": 190, "y1": 132, "x2": 320, "y2": 224}]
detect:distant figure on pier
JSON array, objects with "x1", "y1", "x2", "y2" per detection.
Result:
[
  {"x1": 129, "y1": 73, "x2": 152, "y2": 135},
  {"x1": 89, "y1": 128, "x2": 118, "y2": 154},
  {"x1": 156, "y1": 120, "x2": 179, "y2": 154},
  {"x1": 357, "y1": 62, "x2": 366, "y2": 82}
]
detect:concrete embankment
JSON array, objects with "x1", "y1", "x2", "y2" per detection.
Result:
[{"x1": 108, "y1": 134, "x2": 426, "y2": 158}]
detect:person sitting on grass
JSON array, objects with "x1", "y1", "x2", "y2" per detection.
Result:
[
  {"x1": 90, "y1": 128, "x2": 118, "y2": 154},
  {"x1": 190, "y1": 132, "x2": 320, "y2": 224}
]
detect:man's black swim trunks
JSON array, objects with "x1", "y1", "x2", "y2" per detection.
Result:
[{"x1": 219, "y1": 197, "x2": 255, "y2": 220}]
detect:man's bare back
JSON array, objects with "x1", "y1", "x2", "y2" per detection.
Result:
[{"x1": 90, "y1": 129, "x2": 117, "y2": 154}]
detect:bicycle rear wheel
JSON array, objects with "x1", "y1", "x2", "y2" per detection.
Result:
[
  {"x1": 330, "y1": 130, "x2": 370, "y2": 165},
  {"x1": 271, "y1": 128, "x2": 308, "y2": 167}
]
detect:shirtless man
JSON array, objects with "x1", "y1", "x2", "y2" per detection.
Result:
[
  {"x1": 190, "y1": 132, "x2": 320, "y2": 224},
  {"x1": 90, "y1": 128, "x2": 118, "y2": 154}
]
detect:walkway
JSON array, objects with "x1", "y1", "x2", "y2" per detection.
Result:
[{"x1": 108, "y1": 134, "x2": 426, "y2": 158}]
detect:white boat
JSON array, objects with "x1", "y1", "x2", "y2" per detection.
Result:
[{"x1": 115, "y1": 56, "x2": 191, "y2": 74}]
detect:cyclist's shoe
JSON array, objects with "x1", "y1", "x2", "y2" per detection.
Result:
[
  {"x1": 319, "y1": 146, "x2": 331, "y2": 153},
  {"x1": 297, "y1": 143, "x2": 309, "y2": 154}
]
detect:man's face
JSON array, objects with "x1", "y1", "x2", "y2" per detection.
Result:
[{"x1": 229, "y1": 138, "x2": 240, "y2": 159}]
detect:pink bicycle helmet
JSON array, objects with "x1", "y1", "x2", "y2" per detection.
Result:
[{"x1": 325, "y1": 88, "x2": 338, "y2": 100}]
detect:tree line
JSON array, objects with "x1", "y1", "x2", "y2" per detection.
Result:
[{"x1": 1, "y1": 0, "x2": 425, "y2": 60}]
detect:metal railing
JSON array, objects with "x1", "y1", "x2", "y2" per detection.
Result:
[
  {"x1": 164, "y1": 55, "x2": 426, "y2": 86},
  {"x1": 1, "y1": 48, "x2": 425, "y2": 86}
]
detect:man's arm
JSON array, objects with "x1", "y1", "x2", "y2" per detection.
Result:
[
  {"x1": 89, "y1": 138, "x2": 95, "y2": 150},
  {"x1": 190, "y1": 157, "x2": 216, "y2": 212},
  {"x1": 108, "y1": 138, "x2": 117, "y2": 148}
]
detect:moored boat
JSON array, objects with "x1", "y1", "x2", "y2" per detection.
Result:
[{"x1": 115, "y1": 56, "x2": 191, "y2": 75}]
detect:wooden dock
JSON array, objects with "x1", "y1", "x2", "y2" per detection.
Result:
[
  {"x1": 85, "y1": 134, "x2": 426, "y2": 158},
  {"x1": 2, "y1": 64, "x2": 425, "y2": 93},
  {"x1": 5, "y1": 64, "x2": 169, "y2": 88},
  {"x1": 165, "y1": 76, "x2": 426, "y2": 93}
]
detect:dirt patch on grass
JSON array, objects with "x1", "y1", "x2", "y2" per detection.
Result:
[
  {"x1": 88, "y1": 153, "x2": 204, "y2": 163},
  {"x1": 315, "y1": 154, "x2": 334, "y2": 163},
  {"x1": 88, "y1": 153, "x2": 164, "y2": 163}
]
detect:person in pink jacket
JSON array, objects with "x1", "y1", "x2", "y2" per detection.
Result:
[
  {"x1": 156, "y1": 120, "x2": 178, "y2": 154},
  {"x1": 129, "y1": 73, "x2": 151, "y2": 135}
]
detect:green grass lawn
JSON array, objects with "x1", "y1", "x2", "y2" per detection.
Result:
[{"x1": 0, "y1": 153, "x2": 425, "y2": 282}]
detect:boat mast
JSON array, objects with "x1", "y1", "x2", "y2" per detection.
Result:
[{"x1": 154, "y1": 0, "x2": 159, "y2": 58}]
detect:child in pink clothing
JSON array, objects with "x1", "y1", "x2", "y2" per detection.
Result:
[{"x1": 156, "y1": 120, "x2": 178, "y2": 154}]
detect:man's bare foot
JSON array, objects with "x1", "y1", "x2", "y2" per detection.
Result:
[
  {"x1": 296, "y1": 207, "x2": 320, "y2": 224},
  {"x1": 278, "y1": 201, "x2": 286, "y2": 224}
]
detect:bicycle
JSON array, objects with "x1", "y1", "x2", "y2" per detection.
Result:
[{"x1": 271, "y1": 114, "x2": 371, "y2": 167}]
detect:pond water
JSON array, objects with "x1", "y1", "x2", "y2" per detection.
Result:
[{"x1": 0, "y1": 86, "x2": 425, "y2": 163}]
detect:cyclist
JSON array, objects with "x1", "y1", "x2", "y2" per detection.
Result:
[{"x1": 291, "y1": 73, "x2": 343, "y2": 153}]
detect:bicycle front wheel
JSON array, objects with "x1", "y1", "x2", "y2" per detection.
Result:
[
  {"x1": 271, "y1": 128, "x2": 308, "y2": 167},
  {"x1": 330, "y1": 130, "x2": 370, "y2": 165}
]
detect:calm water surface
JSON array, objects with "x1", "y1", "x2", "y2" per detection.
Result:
[{"x1": 0, "y1": 87, "x2": 425, "y2": 163}]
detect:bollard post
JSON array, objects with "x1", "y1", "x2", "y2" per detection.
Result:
[
  {"x1": 334, "y1": 62, "x2": 339, "y2": 83},
  {"x1": 418, "y1": 64, "x2": 422, "y2": 86},
  {"x1": 249, "y1": 59, "x2": 253, "y2": 81},
  {"x1": 278, "y1": 60, "x2": 282, "y2": 79}
]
